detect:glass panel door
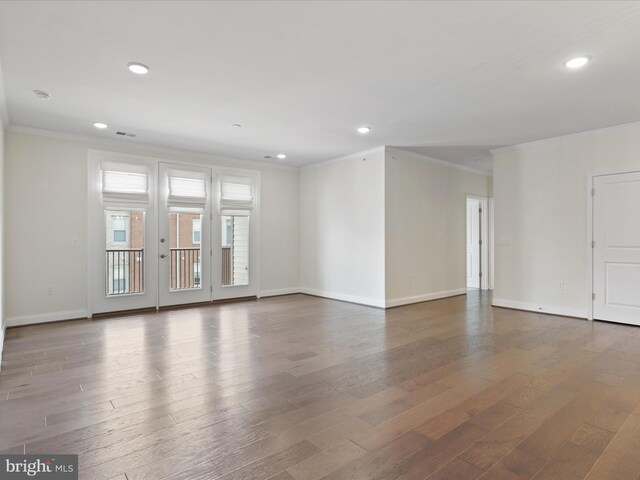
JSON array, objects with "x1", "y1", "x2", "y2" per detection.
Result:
[
  {"x1": 213, "y1": 170, "x2": 260, "y2": 300},
  {"x1": 88, "y1": 152, "x2": 158, "y2": 315},
  {"x1": 158, "y1": 163, "x2": 211, "y2": 306}
]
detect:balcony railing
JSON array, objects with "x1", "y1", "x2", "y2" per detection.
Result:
[
  {"x1": 170, "y1": 248, "x2": 201, "y2": 290},
  {"x1": 106, "y1": 247, "x2": 234, "y2": 294},
  {"x1": 106, "y1": 249, "x2": 144, "y2": 295},
  {"x1": 222, "y1": 246, "x2": 232, "y2": 286}
]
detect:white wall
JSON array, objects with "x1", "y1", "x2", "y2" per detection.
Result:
[
  {"x1": 493, "y1": 121, "x2": 640, "y2": 318},
  {"x1": 300, "y1": 148, "x2": 386, "y2": 307},
  {"x1": 385, "y1": 148, "x2": 491, "y2": 306},
  {"x1": 4, "y1": 129, "x2": 299, "y2": 324}
]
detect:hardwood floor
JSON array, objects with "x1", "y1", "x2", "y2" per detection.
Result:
[{"x1": 2, "y1": 291, "x2": 640, "y2": 479}]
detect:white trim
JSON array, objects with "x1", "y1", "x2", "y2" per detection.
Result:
[
  {"x1": 386, "y1": 288, "x2": 467, "y2": 308},
  {"x1": 492, "y1": 298, "x2": 587, "y2": 320},
  {"x1": 299, "y1": 288, "x2": 386, "y2": 309},
  {"x1": 7, "y1": 124, "x2": 298, "y2": 172},
  {"x1": 300, "y1": 146, "x2": 386, "y2": 171},
  {"x1": 488, "y1": 197, "x2": 495, "y2": 291},
  {"x1": 0, "y1": 325, "x2": 5, "y2": 371},
  {"x1": 387, "y1": 146, "x2": 491, "y2": 177},
  {"x1": 586, "y1": 173, "x2": 594, "y2": 321},
  {"x1": 491, "y1": 121, "x2": 640, "y2": 155},
  {"x1": 6, "y1": 310, "x2": 88, "y2": 328},
  {"x1": 258, "y1": 288, "x2": 300, "y2": 298}
]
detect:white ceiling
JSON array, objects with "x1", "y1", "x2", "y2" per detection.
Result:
[{"x1": 0, "y1": 1, "x2": 639, "y2": 170}]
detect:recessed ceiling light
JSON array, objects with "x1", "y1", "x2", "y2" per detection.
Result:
[
  {"x1": 33, "y1": 89, "x2": 50, "y2": 100},
  {"x1": 127, "y1": 62, "x2": 150, "y2": 75},
  {"x1": 357, "y1": 126, "x2": 371, "y2": 134},
  {"x1": 276, "y1": 153, "x2": 287, "y2": 159},
  {"x1": 564, "y1": 56, "x2": 590, "y2": 69},
  {"x1": 93, "y1": 122, "x2": 108, "y2": 129}
]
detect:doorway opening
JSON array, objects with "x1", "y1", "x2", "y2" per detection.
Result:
[{"x1": 466, "y1": 195, "x2": 491, "y2": 291}]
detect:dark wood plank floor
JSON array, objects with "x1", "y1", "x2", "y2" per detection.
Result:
[{"x1": 2, "y1": 292, "x2": 640, "y2": 479}]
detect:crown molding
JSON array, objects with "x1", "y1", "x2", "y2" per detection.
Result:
[
  {"x1": 491, "y1": 120, "x2": 640, "y2": 156},
  {"x1": 387, "y1": 146, "x2": 491, "y2": 176},
  {"x1": 6, "y1": 124, "x2": 299, "y2": 172}
]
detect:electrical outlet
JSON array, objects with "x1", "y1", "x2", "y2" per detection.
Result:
[
  {"x1": 71, "y1": 237, "x2": 80, "y2": 247},
  {"x1": 46, "y1": 285, "x2": 53, "y2": 295},
  {"x1": 557, "y1": 281, "x2": 564, "y2": 291},
  {"x1": 408, "y1": 275, "x2": 413, "y2": 284}
]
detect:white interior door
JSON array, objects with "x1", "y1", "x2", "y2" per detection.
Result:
[
  {"x1": 593, "y1": 171, "x2": 640, "y2": 325},
  {"x1": 467, "y1": 198, "x2": 481, "y2": 289},
  {"x1": 158, "y1": 163, "x2": 212, "y2": 307}
]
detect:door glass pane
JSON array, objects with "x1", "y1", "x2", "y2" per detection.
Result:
[
  {"x1": 170, "y1": 212, "x2": 202, "y2": 290},
  {"x1": 105, "y1": 210, "x2": 145, "y2": 295},
  {"x1": 221, "y1": 215, "x2": 249, "y2": 286}
]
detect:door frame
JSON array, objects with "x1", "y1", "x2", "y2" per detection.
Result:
[
  {"x1": 466, "y1": 195, "x2": 490, "y2": 291},
  {"x1": 587, "y1": 167, "x2": 640, "y2": 322}
]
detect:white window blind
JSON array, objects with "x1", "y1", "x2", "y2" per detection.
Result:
[
  {"x1": 101, "y1": 161, "x2": 150, "y2": 206},
  {"x1": 219, "y1": 176, "x2": 253, "y2": 214},
  {"x1": 167, "y1": 169, "x2": 208, "y2": 211}
]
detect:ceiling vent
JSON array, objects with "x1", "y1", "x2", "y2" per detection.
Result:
[
  {"x1": 33, "y1": 90, "x2": 50, "y2": 100},
  {"x1": 116, "y1": 131, "x2": 137, "y2": 138}
]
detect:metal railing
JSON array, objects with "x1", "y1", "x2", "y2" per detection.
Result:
[
  {"x1": 222, "y1": 246, "x2": 232, "y2": 286},
  {"x1": 106, "y1": 247, "x2": 234, "y2": 293},
  {"x1": 170, "y1": 248, "x2": 201, "y2": 290},
  {"x1": 106, "y1": 249, "x2": 144, "y2": 295}
]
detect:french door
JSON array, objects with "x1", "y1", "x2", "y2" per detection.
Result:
[
  {"x1": 89, "y1": 152, "x2": 159, "y2": 314},
  {"x1": 89, "y1": 152, "x2": 260, "y2": 316},
  {"x1": 158, "y1": 163, "x2": 212, "y2": 307},
  {"x1": 212, "y1": 169, "x2": 260, "y2": 300}
]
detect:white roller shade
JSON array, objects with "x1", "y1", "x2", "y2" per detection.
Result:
[
  {"x1": 102, "y1": 161, "x2": 150, "y2": 206},
  {"x1": 219, "y1": 176, "x2": 253, "y2": 213},
  {"x1": 168, "y1": 169, "x2": 208, "y2": 211}
]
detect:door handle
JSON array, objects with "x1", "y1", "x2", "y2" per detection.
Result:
[{"x1": 160, "y1": 254, "x2": 167, "y2": 259}]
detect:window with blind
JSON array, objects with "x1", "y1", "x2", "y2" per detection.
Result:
[
  {"x1": 101, "y1": 161, "x2": 150, "y2": 206},
  {"x1": 219, "y1": 175, "x2": 253, "y2": 287},
  {"x1": 100, "y1": 161, "x2": 149, "y2": 296}
]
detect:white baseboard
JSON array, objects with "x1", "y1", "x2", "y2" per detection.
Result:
[
  {"x1": 492, "y1": 298, "x2": 587, "y2": 319},
  {"x1": 299, "y1": 288, "x2": 386, "y2": 309},
  {"x1": 258, "y1": 288, "x2": 301, "y2": 298},
  {"x1": 385, "y1": 288, "x2": 467, "y2": 308},
  {"x1": 6, "y1": 310, "x2": 88, "y2": 328}
]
